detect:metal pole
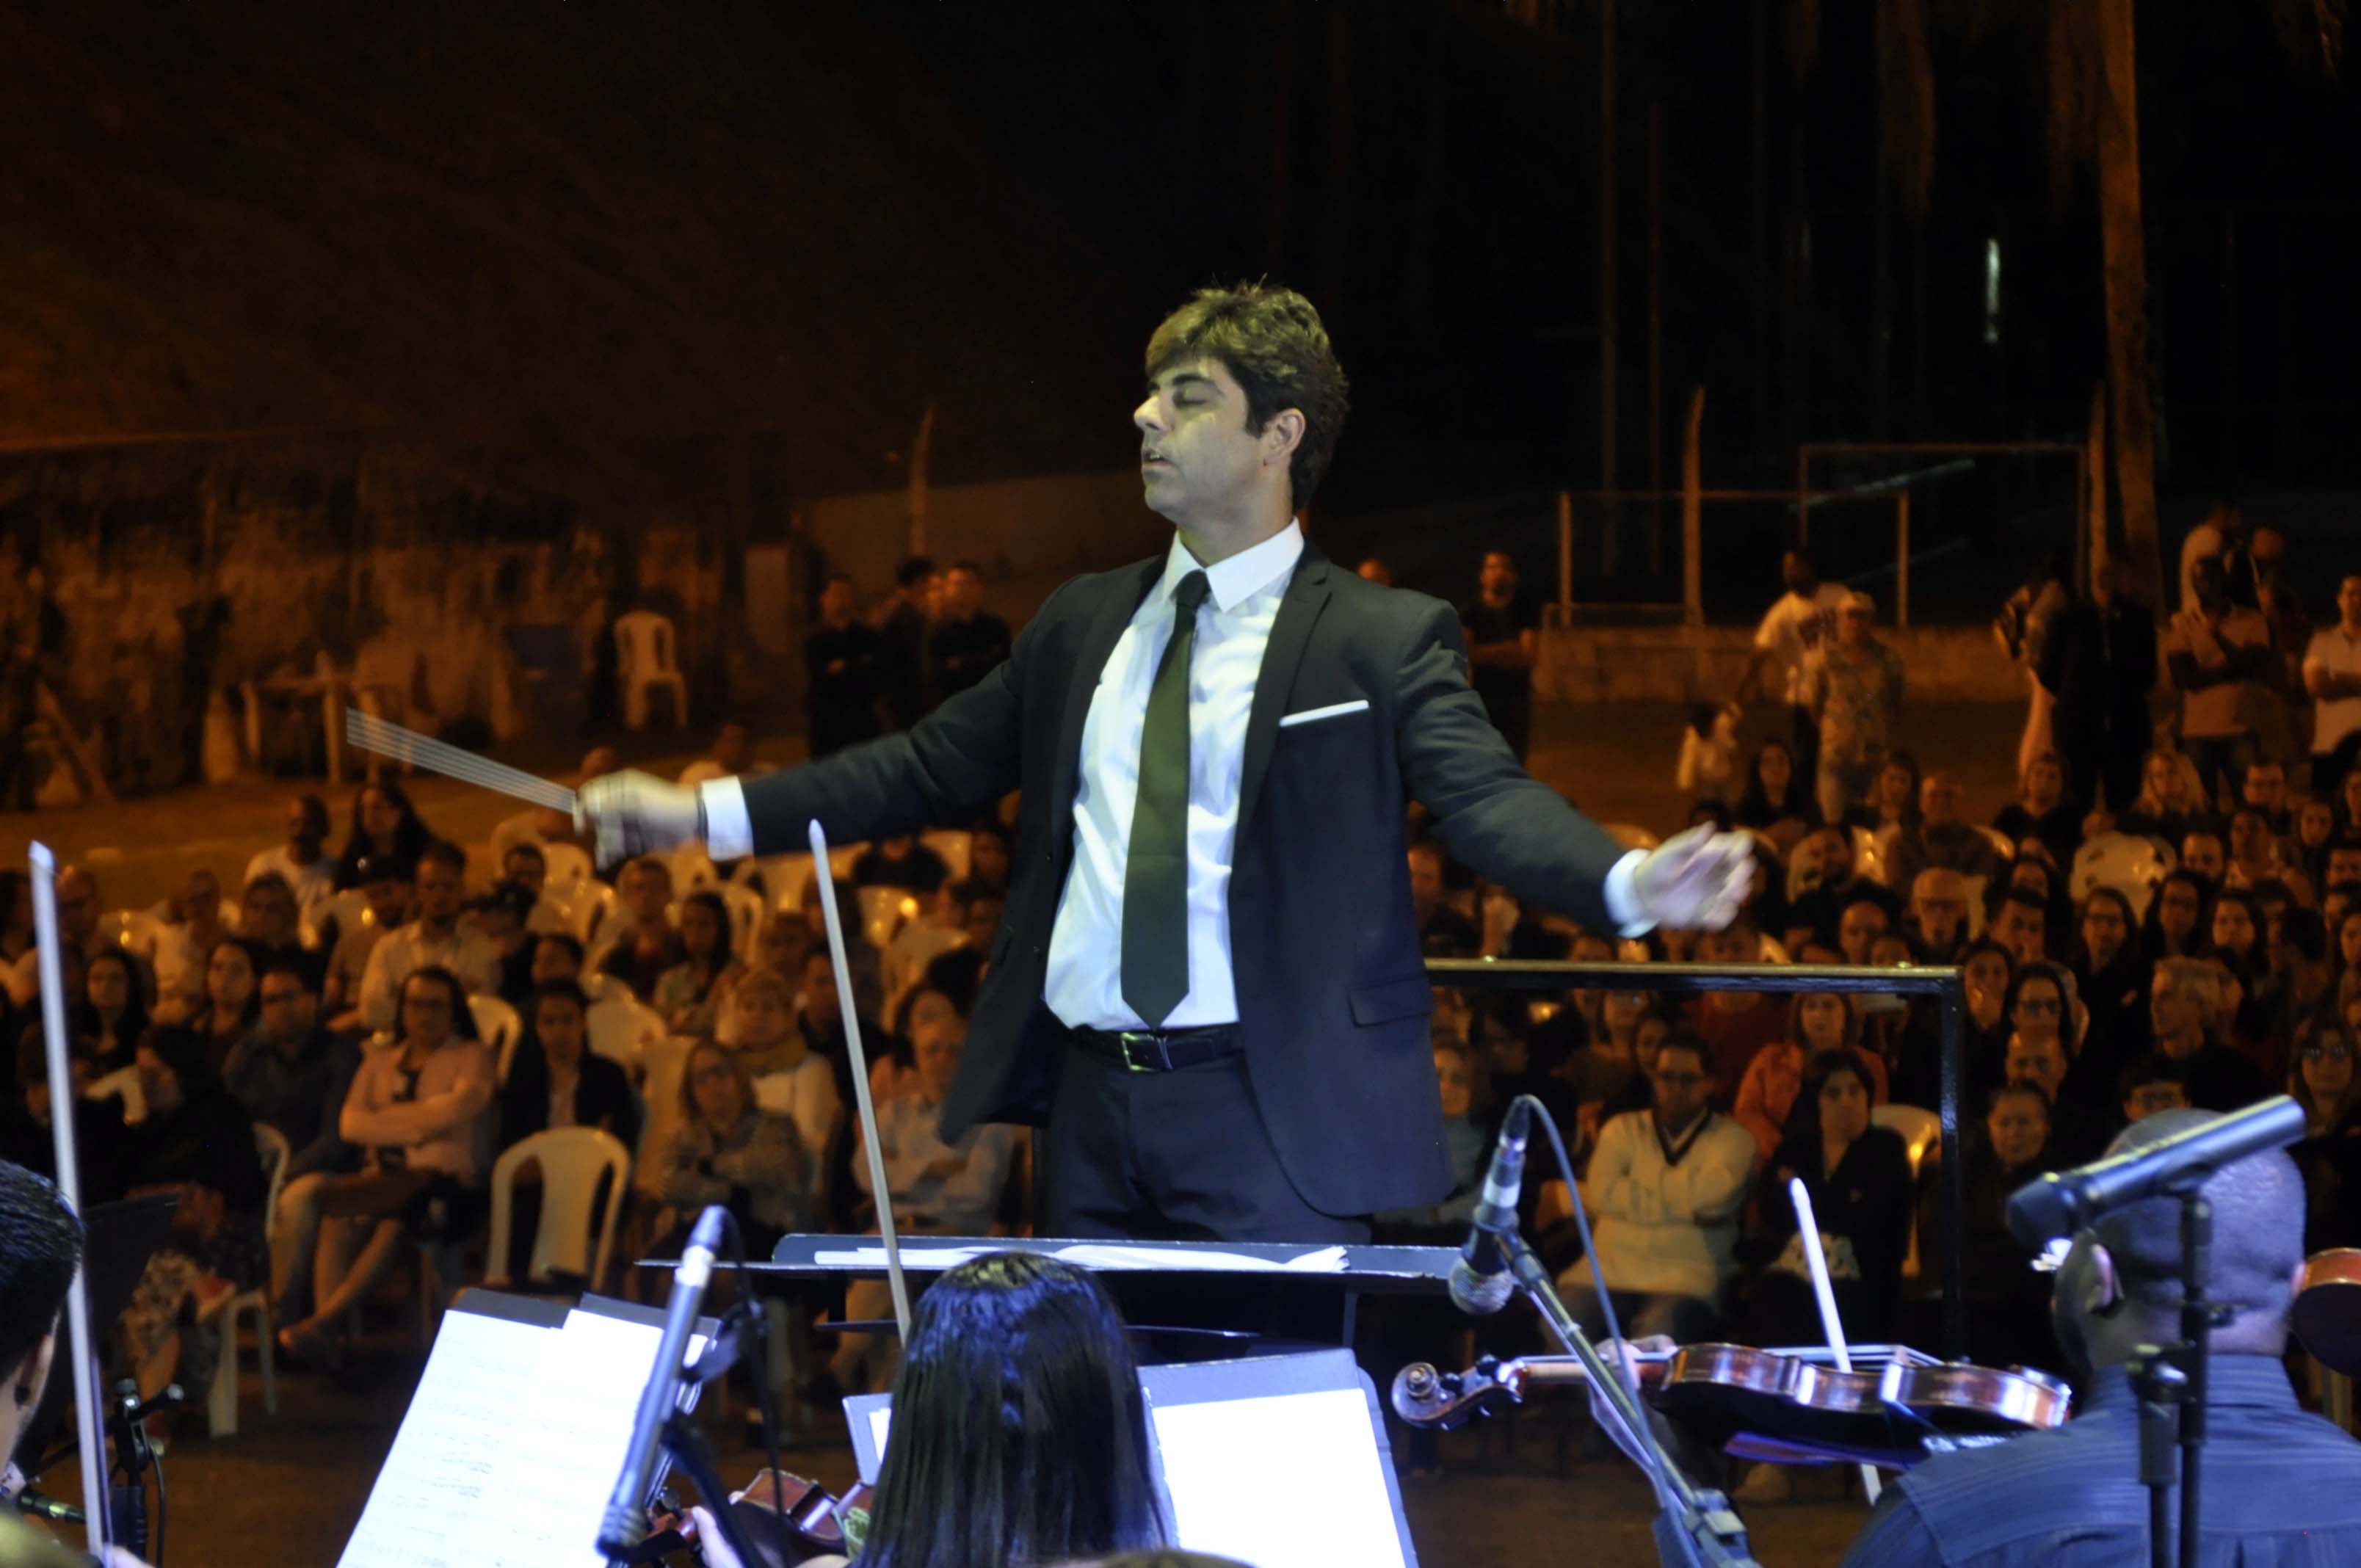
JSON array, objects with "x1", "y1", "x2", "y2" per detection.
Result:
[
  {"x1": 1558, "y1": 489, "x2": 1574, "y2": 625},
  {"x1": 1647, "y1": 98, "x2": 1664, "y2": 578},
  {"x1": 1939, "y1": 981, "x2": 1967, "y2": 1359},
  {"x1": 1895, "y1": 490, "x2": 1911, "y2": 628},
  {"x1": 1597, "y1": 0, "x2": 1620, "y2": 578},
  {"x1": 1795, "y1": 445, "x2": 1812, "y2": 548},
  {"x1": 1683, "y1": 388, "x2": 1705, "y2": 628}
]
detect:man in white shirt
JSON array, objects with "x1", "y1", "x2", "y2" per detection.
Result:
[
  {"x1": 2303, "y1": 574, "x2": 2361, "y2": 794},
  {"x1": 1736, "y1": 548, "x2": 1849, "y2": 786},
  {"x1": 2166, "y1": 555, "x2": 2277, "y2": 810},
  {"x1": 353, "y1": 842, "x2": 499, "y2": 1034},
  {"x1": 244, "y1": 795, "x2": 335, "y2": 930},
  {"x1": 581, "y1": 283, "x2": 1753, "y2": 1243},
  {"x1": 1558, "y1": 1033, "x2": 1755, "y2": 1343}
]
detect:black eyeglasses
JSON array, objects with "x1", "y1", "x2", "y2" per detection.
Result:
[{"x1": 2304, "y1": 1044, "x2": 2354, "y2": 1063}]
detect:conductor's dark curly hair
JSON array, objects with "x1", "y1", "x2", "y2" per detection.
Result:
[{"x1": 1145, "y1": 282, "x2": 1351, "y2": 511}]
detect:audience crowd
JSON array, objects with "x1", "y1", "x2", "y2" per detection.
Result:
[{"x1": 1, "y1": 537, "x2": 2356, "y2": 1473}]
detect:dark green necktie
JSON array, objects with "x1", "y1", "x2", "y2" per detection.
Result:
[{"x1": 1121, "y1": 569, "x2": 1211, "y2": 1026}]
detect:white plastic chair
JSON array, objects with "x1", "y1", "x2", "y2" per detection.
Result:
[
  {"x1": 634, "y1": 1036, "x2": 695, "y2": 1195},
  {"x1": 1961, "y1": 875, "x2": 1990, "y2": 938},
  {"x1": 1872, "y1": 1103, "x2": 1942, "y2": 1280},
  {"x1": 206, "y1": 1124, "x2": 290, "y2": 1437},
  {"x1": 587, "y1": 994, "x2": 667, "y2": 1071},
  {"x1": 583, "y1": 888, "x2": 631, "y2": 951},
  {"x1": 920, "y1": 830, "x2": 973, "y2": 883},
  {"x1": 669, "y1": 846, "x2": 721, "y2": 893},
  {"x1": 855, "y1": 885, "x2": 915, "y2": 951},
  {"x1": 614, "y1": 609, "x2": 690, "y2": 730},
  {"x1": 470, "y1": 994, "x2": 524, "y2": 1084},
  {"x1": 2072, "y1": 832, "x2": 2172, "y2": 925},
  {"x1": 540, "y1": 841, "x2": 594, "y2": 893},
  {"x1": 483, "y1": 1128, "x2": 634, "y2": 1292},
  {"x1": 717, "y1": 883, "x2": 767, "y2": 959},
  {"x1": 301, "y1": 888, "x2": 372, "y2": 951}
]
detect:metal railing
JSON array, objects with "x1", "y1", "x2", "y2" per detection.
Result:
[{"x1": 1426, "y1": 957, "x2": 1970, "y2": 1358}]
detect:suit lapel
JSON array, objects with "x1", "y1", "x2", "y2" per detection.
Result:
[
  {"x1": 1236, "y1": 547, "x2": 1333, "y2": 845},
  {"x1": 1051, "y1": 556, "x2": 1165, "y2": 823}
]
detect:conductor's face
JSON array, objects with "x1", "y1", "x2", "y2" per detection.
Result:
[{"x1": 1135, "y1": 357, "x2": 1269, "y2": 526}]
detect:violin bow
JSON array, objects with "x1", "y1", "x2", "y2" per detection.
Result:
[
  {"x1": 1786, "y1": 1177, "x2": 1884, "y2": 1506},
  {"x1": 806, "y1": 822, "x2": 913, "y2": 1341},
  {"x1": 29, "y1": 845, "x2": 112, "y2": 1555}
]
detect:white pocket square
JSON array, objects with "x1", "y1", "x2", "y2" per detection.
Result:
[{"x1": 1277, "y1": 699, "x2": 1371, "y2": 729}]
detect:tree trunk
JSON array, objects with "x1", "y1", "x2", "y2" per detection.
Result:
[{"x1": 2096, "y1": 0, "x2": 2164, "y2": 614}]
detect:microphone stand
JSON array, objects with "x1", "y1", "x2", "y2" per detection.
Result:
[
  {"x1": 2123, "y1": 1186, "x2": 2227, "y2": 1568},
  {"x1": 603, "y1": 1302, "x2": 777, "y2": 1568},
  {"x1": 1502, "y1": 1233, "x2": 1758, "y2": 1568}
]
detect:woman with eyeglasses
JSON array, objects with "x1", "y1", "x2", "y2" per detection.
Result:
[
  {"x1": 652, "y1": 1039, "x2": 810, "y2": 1261},
  {"x1": 1734, "y1": 991, "x2": 1882, "y2": 1167},
  {"x1": 2141, "y1": 868, "x2": 2213, "y2": 961},
  {"x1": 1752, "y1": 1047, "x2": 1914, "y2": 1349},
  {"x1": 2289, "y1": 1014, "x2": 2361, "y2": 1252}
]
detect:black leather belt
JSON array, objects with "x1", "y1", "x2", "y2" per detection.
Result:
[{"x1": 1071, "y1": 1023, "x2": 1244, "y2": 1073}]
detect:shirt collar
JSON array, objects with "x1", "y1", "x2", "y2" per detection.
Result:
[
  {"x1": 2080, "y1": 1354, "x2": 2298, "y2": 1415},
  {"x1": 1161, "y1": 520, "x2": 1305, "y2": 614}
]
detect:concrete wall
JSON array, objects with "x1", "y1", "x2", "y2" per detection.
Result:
[{"x1": 1538, "y1": 624, "x2": 2023, "y2": 705}]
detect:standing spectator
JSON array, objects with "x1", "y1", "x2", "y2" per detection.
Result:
[
  {"x1": 1888, "y1": 771, "x2": 2003, "y2": 893},
  {"x1": 805, "y1": 574, "x2": 888, "y2": 759},
  {"x1": 1736, "y1": 548, "x2": 1849, "y2": 787},
  {"x1": 2167, "y1": 556, "x2": 2277, "y2": 810},
  {"x1": 2178, "y1": 498, "x2": 2246, "y2": 611},
  {"x1": 594, "y1": 857, "x2": 686, "y2": 1001},
  {"x1": 330, "y1": 780, "x2": 433, "y2": 892},
  {"x1": 353, "y1": 844, "x2": 501, "y2": 1033},
  {"x1": 1675, "y1": 703, "x2": 1741, "y2": 804},
  {"x1": 1802, "y1": 592, "x2": 1906, "y2": 826},
  {"x1": 1554, "y1": 1033, "x2": 1755, "y2": 1343},
  {"x1": 1998, "y1": 553, "x2": 2075, "y2": 781},
  {"x1": 1992, "y1": 753, "x2": 2081, "y2": 871},
  {"x1": 322, "y1": 856, "x2": 409, "y2": 1024},
  {"x1": 2303, "y1": 575, "x2": 2361, "y2": 795},
  {"x1": 874, "y1": 555, "x2": 937, "y2": 732},
  {"x1": 678, "y1": 722, "x2": 757, "y2": 790},
  {"x1": 926, "y1": 561, "x2": 1010, "y2": 704},
  {"x1": 244, "y1": 796, "x2": 335, "y2": 932},
  {"x1": 1732, "y1": 739, "x2": 1820, "y2": 852},
  {"x1": 652, "y1": 891, "x2": 743, "y2": 1039},
  {"x1": 2041, "y1": 558, "x2": 2159, "y2": 816},
  {"x1": 1459, "y1": 550, "x2": 1540, "y2": 761}
]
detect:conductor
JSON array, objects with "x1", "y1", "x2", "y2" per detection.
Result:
[{"x1": 582, "y1": 283, "x2": 1754, "y2": 1243}]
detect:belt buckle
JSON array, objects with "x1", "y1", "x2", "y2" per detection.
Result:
[{"x1": 1116, "y1": 1031, "x2": 1167, "y2": 1072}]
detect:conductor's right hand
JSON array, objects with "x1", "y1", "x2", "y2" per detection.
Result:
[{"x1": 576, "y1": 769, "x2": 702, "y2": 861}]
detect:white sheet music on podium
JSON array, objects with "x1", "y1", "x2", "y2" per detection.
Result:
[{"x1": 337, "y1": 1295, "x2": 706, "y2": 1568}]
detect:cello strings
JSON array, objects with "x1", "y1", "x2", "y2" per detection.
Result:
[{"x1": 342, "y1": 708, "x2": 578, "y2": 814}]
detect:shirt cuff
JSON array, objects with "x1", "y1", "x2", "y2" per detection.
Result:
[
  {"x1": 1603, "y1": 849, "x2": 1651, "y2": 937},
  {"x1": 698, "y1": 777, "x2": 754, "y2": 860}
]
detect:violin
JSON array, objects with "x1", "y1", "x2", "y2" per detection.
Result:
[
  {"x1": 2294, "y1": 1248, "x2": 2361, "y2": 1379},
  {"x1": 1393, "y1": 1343, "x2": 2072, "y2": 1470},
  {"x1": 634, "y1": 1470, "x2": 874, "y2": 1567}
]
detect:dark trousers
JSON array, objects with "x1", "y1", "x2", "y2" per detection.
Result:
[
  {"x1": 2314, "y1": 731, "x2": 2361, "y2": 796},
  {"x1": 1789, "y1": 703, "x2": 1821, "y2": 789},
  {"x1": 2067, "y1": 733, "x2": 2146, "y2": 817},
  {"x1": 1040, "y1": 1039, "x2": 1368, "y2": 1245}
]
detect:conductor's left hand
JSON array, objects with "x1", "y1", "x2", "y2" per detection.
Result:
[
  {"x1": 1629, "y1": 824, "x2": 1757, "y2": 931},
  {"x1": 576, "y1": 769, "x2": 702, "y2": 862}
]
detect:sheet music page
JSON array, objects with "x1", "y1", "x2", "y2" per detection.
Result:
[
  {"x1": 1150, "y1": 1388, "x2": 1407, "y2": 1568},
  {"x1": 337, "y1": 1301, "x2": 699, "y2": 1568}
]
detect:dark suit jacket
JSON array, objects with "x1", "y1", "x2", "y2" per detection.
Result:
[{"x1": 739, "y1": 543, "x2": 1627, "y2": 1215}]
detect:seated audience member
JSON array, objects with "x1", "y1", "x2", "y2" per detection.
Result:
[
  {"x1": 650, "y1": 1041, "x2": 810, "y2": 1257},
  {"x1": 1992, "y1": 752, "x2": 2081, "y2": 871},
  {"x1": 354, "y1": 843, "x2": 499, "y2": 1033},
  {"x1": 833, "y1": 1015, "x2": 1021, "y2": 1390},
  {"x1": 2001, "y1": 963, "x2": 2096, "y2": 1163},
  {"x1": 1922, "y1": 1079, "x2": 2061, "y2": 1373},
  {"x1": 1407, "y1": 840, "x2": 1481, "y2": 957},
  {"x1": 189, "y1": 937, "x2": 264, "y2": 1072},
  {"x1": 849, "y1": 833, "x2": 951, "y2": 897},
  {"x1": 275, "y1": 968, "x2": 494, "y2": 1366},
  {"x1": 331, "y1": 779, "x2": 433, "y2": 891},
  {"x1": 322, "y1": 855, "x2": 409, "y2": 1022},
  {"x1": 485, "y1": 747, "x2": 614, "y2": 872},
  {"x1": 1904, "y1": 868, "x2": 1972, "y2": 964},
  {"x1": 678, "y1": 721, "x2": 757, "y2": 790},
  {"x1": 1889, "y1": 937, "x2": 2013, "y2": 1115},
  {"x1": 2142, "y1": 867, "x2": 2211, "y2": 961},
  {"x1": 2181, "y1": 828, "x2": 2228, "y2": 887},
  {"x1": 727, "y1": 964, "x2": 843, "y2": 1186},
  {"x1": 1752, "y1": 1047, "x2": 1913, "y2": 1346},
  {"x1": 2327, "y1": 834, "x2": 2361, "y2": 896},
  {"x1": 495, "y1": 982, "x2": 639, "y2": 1282},
  {"x1": 1842, "y1": 749, "x2": 1923, "y2": 845},
  {"x1": 871, "y1": 986, "x2": 957, "y2": 1107},
  {"x1": 918, "y1": 880, "x2": 1004, "y2": 1018},
  {"x1": 118, "y1": 1026, "x2": 268, "y2": 1419},
  {"x1": 794, "y1": 879, "x2": 886, "y2": 1021},
  {"x1": 76, "y1": 948, "x2": 149, "y2": 1075},
  {"x1": 1990, "y1": 887, "x2": 2051, "y2": 968},
  {"x1": 595, "y1": 857, "x2": 686, "y2": 1001},
  {"x1": 882, "y1": 881, "x2": 971, "y2": 1009},
  {"x1": 2291, "y1": 1013, "x2": 2361, "y2": 1252},
  {"x1": 652, "y1": 890, "x2": 744, "y2": 1039},
  {"x1": 1733, "y1": 738, "x2": 1820, "y2": 852},
  {"x1": 2226, "y1": 806, "x2": 2307, "y2": 902},
  {"x1": 771, "y1": 1253, "x2": 1165, "y2": 1568},
  {"x1": 1835, "y1": 894, "x2": 1891, "y2": 967},
  {"x1": 2103, "y1": 747, "x2": 2210, "y2": 846},
  {"x1": 4, "y1": 866, "x2": 137, "y2": 1014},
  {"x1": 530, "y1": 931, "x2": 588, "y2": 990},
  {"x1": 2295, "y1": 798, "x2": 2338, "y2": 892},
  {"x1": 2240, "y1": 757, "x2": 2294, "y2": 836},
  {"x1": 149, "y1": 868, "x2": 231, "y2": 1018},
  {"x1": 467, "y1": 882, "x2": 538, "y2": 1008},
  {"x1": 1735, "y1": 992, "x2": 1884, "y2": 1166},
  {"x1": 1784, "y1": 827, "x2": 1895, "y2": 953},
  {"x1": 244, "y1": 794, "x2": 336, "y2": 929},
  {"x1": 1689, "y1": 923, "x2": 1786, "y2": 1099},
  {"x1": 965, "y1": 821, "x2": 1013, "y2": 895},
  {"x1": 223, "y1": 962, "x2": 360, "y2": 1182},
  {"x1": 1887, "y1": 772, "x2": 2003, "y2": 893},
  {"x1": 237, "y1": 871, "x2": 324, "y2": 992},
  {"x1": 1378, "y1": 1039, "x2": 1495, "y2": 1239},
  {"x1": 1555, "y1": 986, "x2": 1655, "y2": 1133},
  {"x1": 2072, "y1": 888, "x2": 2151, "y2": 1072},
  {"x1": 2148, "y1": 958, "x2": 2267, "y2": 1111},
  {"x1": 1556, "y1": 1033, "x2": 1755, "y2": 1343},
  {"x1": 2116, "y1": 1054, "x2": 2190, "y2": 1131}
]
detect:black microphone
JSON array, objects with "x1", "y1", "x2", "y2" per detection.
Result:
[
  {"x1": 12, "y1": 1490, "x2": 84, "y2": 1523},
  {"x1": 2005, "y1": 1096, "x2": 2309, "y2": 1246},
  {"x1": 598, "y1": 1204, "x2": 725, "y2": 1557},
  {"x1": 1448, "y1": 1098, "x2": 1532, "y2": 1315}
]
